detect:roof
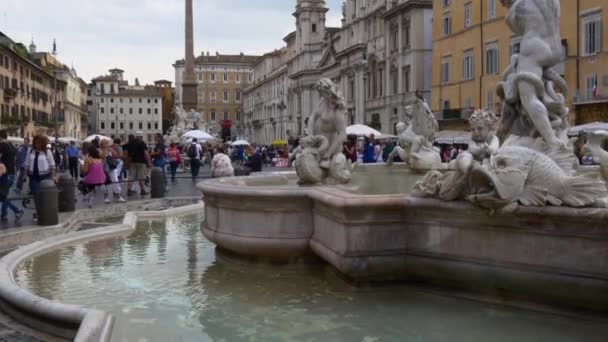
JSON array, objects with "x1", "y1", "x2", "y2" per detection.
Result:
[
  {"x1": 91, "y1": 75, "x2": 119, "y2": 82},
  {"x1": 98, "y1": 87, "x2": 163, "y2": 97},
  {"x1": 174, "y1": 53, "x2": 260, "y2": 66}
]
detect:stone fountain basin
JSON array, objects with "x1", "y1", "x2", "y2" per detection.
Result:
[{"x1": 199, "y1": 164, "x2": 608, "y2": 313}]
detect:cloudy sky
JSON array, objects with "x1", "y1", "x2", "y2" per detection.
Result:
[{"x1": 1, "y1": 0, "x2": 343, "y2": 85}]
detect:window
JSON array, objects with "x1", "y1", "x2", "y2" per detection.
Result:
[
  {"x1": 441, "y1": 58, "x2": 451, "y2": 84},
  {"x1": 155, "y1": 122, "x2": 158, "y2": 130},
  {"x1": 583, "y1": 15, "x2": 602, "y2": 55},
  {"x1": 223, "y1": 73, "x2": 228, "y2": 82},
  {"x1": 154, "y1": 108, "x2": 158, "y2": 114},
  {"x1": 139, "y1": 98, "x2": 142, "y2": 103},
  {"x1": 378, "y1": 68, "x2": 383, "y2": 97},
  {"x1": 129, "y1": 108, "x2": 133, "y2": 114},
  {"x1": 462, "y1": 51, "x2": 474, "y2": 80},
  {"x1": 101, "y1": 122, "x2": 105, "y2": 129},
  {"x1": 236, "y1": 111, "x2": 241, "y2": 121},
  {"x1": 487, "y1": 90, "x2": 494, "y2": 110},
  {"x1": 129, "y1": 122, "x2": 133, "y2": 129},
  {"x1": 100, "y1": 107, "x2": 105, "y2": 114},
  {"x1": 119, "y1": 108, "x2": 123, "y2": 114},
  {"x1": 485, "y1": 43, "x2": 499, "y2": 74},
  {"x1": 464, "y1": 3, "x2": 472, "y2": 28},
  {"x1": 154, "y1": 98, "x2": 158, "y2": 104},
  {"x1": 391, "y1": 66, "x2": 398, "y2": 95},
  {"x1": 586, "y1": 75, "x2": 598, "y2": 99},
  {"x1": 248, "y1": 74, "x2": 252, "y2": 82},
  {"x1": 198, "y1": 73, "x2": 203, "y2": 81},
  {"x1": 223, "y1": 112, "x2": 228, "y2": 120},
  {"x1": 147, "y1": 98, "x2": 151, "y2": 104},
  {"x1": 403, "y1": 19, "x2": 411, "y2": 50},
  {"x1": 120, "y1": 122, "x2": 124, "y2": 129},
  {"x1": 211, "y1": 111, "x2": 216, "y2": 121},
  {"x1": 236, "y1": 74, "x2": 240, "y2": 82},
  {"x1": 211, "y1": 91, "x2": 216, "y2": 100},
  {"x1": 101, "y1": 98, "x2": 104, "y2": 103},
  {"x1": 139, "y1": 122, "x2": 143, "y2": 129},
  {"x1": 223, "y1": 91, "x2": 228, "y2": 101},
  {"x1": 312, "y1": 23, "x2": 317, "y2": 33},
  {"x1": 139, "y1": 108, "x2": 143, "y2": 114},
  {"x1": 129, "y1": 98, "x2": 133, "y2": 103},
  {"x1": 510, "y1": 36, "x2": 522, "y2": 56},
  {"x1": 211, "y1": 73, "x2": 216, "y2": 82},
  {"x1": 488, "y1": 0, "x2": 496, "y2": 19},
  {"x1": 147, "y1": 108, "x2": 151, "y2": 114},
  {"x1": 464, "y1": 97, "x2": 472, "y2": 110},
  {"x1": 403, "y1": 65, "x2": 411, "y2": 92},
  {"x1": 110, "y1": 98, "x2": 114, "y2": 103},
  {"x1": 236, "y1": 91, "x2": 241, "y2": 101},
  {"x1": 111, "y1": 122, "x2": 115, "y2": 129},
  {"x1": 442, "y1": 15, "x2": 452, "y2": 37},
  {"x1": 147, "y1": 122, "x2": 151, "y2": 130},
  {"x1": 442, "y1": 0, "x2": 450, "y2": 6}
]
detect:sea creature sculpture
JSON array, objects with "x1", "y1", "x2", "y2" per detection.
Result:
[
  {"x1": 466, "y1": 146, "x2": 607, "y2": 212},
  {"x1": 386, "y1": 95, "x2": 441, "y2": 170},
  {"x1": 294, "y1": 78, "x2": 351, "y2": 185}
]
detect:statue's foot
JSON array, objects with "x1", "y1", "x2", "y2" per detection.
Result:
[{"x1": 320, "y1": 160, "x2": 330, "y2": 169}]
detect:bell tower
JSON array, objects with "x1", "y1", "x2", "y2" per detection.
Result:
[{"x1": 294, "y1": 0, "x2": 327, "y2": 53}]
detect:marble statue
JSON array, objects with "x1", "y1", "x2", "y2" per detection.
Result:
[
  {"x1": 496, "y1": 0, "x2": 570, "y2": 153},
  {"x1": 413, "y1": 0, "x2": 608, "y2": 211},
  {"x1": 167, "y1": 106, "x2": 209, "y2": 143},
  {"x1": 386, "y1": 96, "x2": 441, "y2": 170},
  {"x1": 583, "y1": 130, "x2": 608, "y2": 182},
  {"x1": 294, "y1": 78, "x2": 351, "y2": 185}
]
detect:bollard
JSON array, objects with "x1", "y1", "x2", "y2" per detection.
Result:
[
  {"x1": 150, "y1": 167, "x2": 165, "y2": 199},
  {"x1": 57, "y1": 174, "x2": 76, "y2": 212},
  {"x1": 37, "y1": 179, "x2": 59, "y2": 226}
]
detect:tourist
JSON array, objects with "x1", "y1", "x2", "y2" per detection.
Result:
[
  {"x1": 65, "y1": 141, "x2": 80, "y2": 180},
  {"x1": 244, "y1": 144, "x2": 262, "y2": 172},
  {"x1": 151, "y1": 133, "x2": 168, "y2": 190},
  {"x1": 100, "y1": 139, "x2": 126, "y2": 204},
  {"x1": 167, "y1": 143, "x2": 181, "y2": 184},
  {"x1": 375, "y1": 140, "x2": 384, "y2": 163},
  {"x1": 15, "y1": 137, "x2": 30, "y2": 192},
  {"x1": 343, "y1": 135, "x2": 357, "y2": 163},
  {"x1": 211, "y1": 145, "x2": 234, "y2": 178},
  {"x1": 25, "y1": 135, "x2": 55, "y2": 221},
  {"x1": 79, "y1": 145, "x2": 107, "y2": 208},
  {"x1": 362, "y1": 135, "x2": 376, "y2": 163},
  {"x1": 126, "y1": 132, "x2": 150, "y2": 196},
  {"x1": 112, "y1": 138, "x2": 124, "y2": 181},
  {"x1": 187, "y1": 138, "x2": 203, "y2": 181},
  {"x1": 0, "y1": 130, "x2": 23, "y2": 223}
]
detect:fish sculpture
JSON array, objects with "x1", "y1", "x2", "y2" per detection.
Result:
[{"x1": 466, "y1": 145, "x2": 608, "y2": 213}]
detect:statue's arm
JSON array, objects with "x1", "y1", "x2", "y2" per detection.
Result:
[{"x1": 488, "y1": 136, "x2": 500, "y2": 155}]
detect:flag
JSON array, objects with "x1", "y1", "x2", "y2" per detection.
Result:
[{"x1": 593, "y1": 74, "x2": 598, "y2": 98}]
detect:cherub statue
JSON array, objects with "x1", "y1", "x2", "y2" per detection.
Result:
[
  {"x1": 294, "y1": 78, "x2": 351, "y2": 185},
  {"x1": 386, "y1": 95, "x2": 441, "y2": 170},
  {"x1": 465, "y1": 109, "x2": 500, "y2": 164}
]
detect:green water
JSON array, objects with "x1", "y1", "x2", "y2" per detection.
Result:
[{"x1": 15, "y1": 216, "x2": 608, "y2": 341}]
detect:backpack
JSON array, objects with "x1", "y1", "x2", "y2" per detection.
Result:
[
  {"x1": 105, "y1": 150, "x2": 118, "y2": 170},
  {"x1": 187, "y1": 144, "x2": 198, "y2": 159}
]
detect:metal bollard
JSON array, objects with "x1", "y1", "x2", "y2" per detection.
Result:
[
  {"x1": 37, "y1": 179, "x2": 59, "y2": 226},
  {"x1": 57, "y1": 174, "x2": 75, "y2": 212},
  {"x1": 150, "y1": 167, "x2": 165, "y2": 199}
]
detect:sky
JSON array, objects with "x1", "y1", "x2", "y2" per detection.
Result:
[{"x1": 1, "y1": 0, "x2": 343, "y2": 85}]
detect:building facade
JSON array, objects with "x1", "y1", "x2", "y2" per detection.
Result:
[
  {"x1": 431, "y1": 0, "x2": 608, "y2": 129},
  {"x1": 0, "y1": 32, "x2": 77, "y2": 138},
  {"x1": 154, "y1": 80, "x2": 175, "y2": 133},
  {"x1": 242, "y1": 0, "x2": 433, "y2": 145},
  {"x1": 88, "y1": 69, "x2": 163, "y2": 144},
  {"x1": 174, "y1": 53, "x2": 259, "y2": 139}
]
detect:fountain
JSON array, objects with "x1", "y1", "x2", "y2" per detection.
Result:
[
  {"x1": 0, "y1": 1, "x2": 605, "y2": 341},
  {"x1": 199, "y1": 0, "x2": 608, "y2": 314}
]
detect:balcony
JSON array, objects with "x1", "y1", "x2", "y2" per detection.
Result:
[
  {"x1": 3, "y1": 88, "x2": 17, "y2": 100},
  {"x1": 573, "y1": 91, "x2": 608, "y2": 105}
]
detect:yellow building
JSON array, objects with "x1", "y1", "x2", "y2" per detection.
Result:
[
  {"x1": 431, "y1": 0, "x2": 608, "y2": 128},
  {"x1": 174, "y1": 53, "x2": 259, "y2": 139}
]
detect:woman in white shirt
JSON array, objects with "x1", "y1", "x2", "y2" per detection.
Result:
[{"x1": 25, "y1": 135, "x2": 55, "y2": 220}]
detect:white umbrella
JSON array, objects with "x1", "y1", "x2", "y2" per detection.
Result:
[
  {"x1": 182, "y1": 130, "x2": 214, "y2": 141},
  {"x1": 8, "y1": 137, "x2": 24, "y2": 144},
  {"x1": 231, "y1": 139, "x2": 250, "y2": 146},
  {"x1": 346, "y1": 124, "x2": 381, "y2": 137},
  {"x1": 57, "y1": 137, "x2": 81, "y2": 144},
  {"x1": 84, "y1": 134, "x2": 112, "y2": 142}
]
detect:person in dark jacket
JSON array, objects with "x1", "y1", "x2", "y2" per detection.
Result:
[{"x1": 245, "y1": 146, "x2": 263, "y2": 172}]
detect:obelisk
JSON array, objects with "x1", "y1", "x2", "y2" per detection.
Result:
[{"x1": 182, "y1": 0, "x2": 198, "y2": 111}]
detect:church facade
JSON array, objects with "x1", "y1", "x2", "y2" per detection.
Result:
[{"x1": 243, "y1": 0, "x2": 433, "y2": 145}]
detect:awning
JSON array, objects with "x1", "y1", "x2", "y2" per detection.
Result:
[
  {"x1": 434, "y1": 130, "x2": 471, "y2": 145},
  {"x1": 568, "y1": 122, "x2": 608, "y2": 137}
]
